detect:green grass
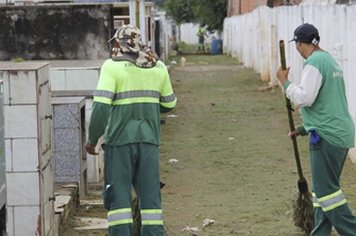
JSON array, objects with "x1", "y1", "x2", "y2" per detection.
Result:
[
  {"x1": 161, "y1": 55, "x2": 305, "y2": 235},
  {"x1": 169, "y1": 54, "x2": 241, "y2": 66}
]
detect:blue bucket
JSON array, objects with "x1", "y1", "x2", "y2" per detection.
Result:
[{"x1": 211, "y1": 39, "x2": 223, "y2": 55}]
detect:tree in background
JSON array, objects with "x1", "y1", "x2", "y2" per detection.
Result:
[
  {"x1": 151, "y1": 0, "x2": 165, "y2": 9},
  {"x1": 163, "y1": 0, "x2": 196, "y2": 25},
  {"x1": 192, "y1": 0, "x2": 227, "y2": 32},
  {"x1": 163, "y1": 0, "x2": 227, "y2": 32}
]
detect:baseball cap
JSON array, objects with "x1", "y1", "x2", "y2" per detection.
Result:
[{"x1": 290, "y1": 23, "x2": 320, "y2": 45}]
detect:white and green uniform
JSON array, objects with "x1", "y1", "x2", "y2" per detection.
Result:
[
  {"x1": 88, "y1": 58, "x2": 176, "y2": 236},
  {"x1": 283, "y1": 50, "x2": 356, "y2": 235}
]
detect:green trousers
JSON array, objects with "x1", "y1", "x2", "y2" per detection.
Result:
[
  {"x1": 309, "y1": 137, "x2": 356, "y2": 236},
  {"x1": 102, "y1": 143, "x2": 165, "y2": 236}
]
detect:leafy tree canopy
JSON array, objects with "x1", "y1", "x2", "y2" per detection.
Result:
[
  {"x1": 163, "y1": 0, "x2": 196, "y2": 25},
  {"x1": 151, "y1": 0, "x2": 165, "y2": 9},
  {"x1": 163, "y1": 0, "x2": 227, "y2": 32}
]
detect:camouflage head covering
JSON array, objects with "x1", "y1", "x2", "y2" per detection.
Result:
[{"x1": 109, "y1": 25, "x2": 156, "y2": 68}]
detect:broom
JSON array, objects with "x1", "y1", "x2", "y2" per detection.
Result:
[{"x1": 279, "y1": 40, "x2": 314, "y2": 234}]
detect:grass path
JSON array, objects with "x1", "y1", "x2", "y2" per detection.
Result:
[{"x1": 160, "y1": 55, "x2": 356, "y2": 236}]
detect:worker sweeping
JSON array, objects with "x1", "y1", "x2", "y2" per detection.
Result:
[
  {"x1": 277, "y1": 23, "x2": 356, "y2": 235},
  {"x1": 85, "y1": 25, "x2": 177, "y2": 236}
]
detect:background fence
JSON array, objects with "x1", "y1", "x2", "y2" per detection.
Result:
[{"x1": 223, "y1": 4, "x2": 356, "y2": 145}]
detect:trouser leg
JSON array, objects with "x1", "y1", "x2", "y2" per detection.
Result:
[
  {"x1": 103, "y1": 145, "x2": 135, "y2": 236},
  {"x1": 310, "y1": 139, "x2": 356, "y2": 236},
  {"x1": 311, "y1": 206, "x2": 332, "y2": 236},
  {"x1": 133, "y1": 143, "x2": 165, "y2": 236}
]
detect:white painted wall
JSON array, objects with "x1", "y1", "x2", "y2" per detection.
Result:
[
  {"x1": 180, "y1": 23, "x2": 200, "y2": 44},
  {"x1": 223, "y1": 3, "x2": 356, "y2": 155},
  {"x1": 49, "y1": 61, "x2": 105, "y2": 184},
  {"x1": 151, "y1": 10, "x2": 175, "y2": 62},
  {"x1": 300, "y1": 0, "x2": 336, "y2": 4}
]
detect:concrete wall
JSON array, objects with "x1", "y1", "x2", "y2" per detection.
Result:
[
  {"x1": 223, "y1": 4, "x2": 356, "y2": 155},
  {"x1": 49, "y1": 60, "x2": 104, "y2": 183},
  {"x1": 241, "y1": 0, "x2": 269, "y2": 13},
  {"x1": 0, "y1": 80, "x2": 5, "y2": 232},
  {"x1": 228, "y1": 0, "x2": 303, "y2": 16},
  {"x1": 151, "y1": 10, "x2": 175, "y2": 63},
  {"x1": 1, "y1": 62, "x2": 54, "y2": 236},
  {"x1": 228, "y1": 0, "x2": 270, "y2": 15},
  {"x1": 0, "y1": 4, "x2": 113, "y2": 60}
]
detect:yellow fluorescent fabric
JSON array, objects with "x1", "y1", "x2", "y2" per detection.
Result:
[
  {"x1": 89, "y1": 58, "x2": 176, "y2": 146},
  {"x1": 315, "y1": 190, "x2": 347, "y2": 212},
  {"x1": 312, "y1": 192, "x2": 321, "y2": 208},
  {"x1": 108, "y1": 208, "x2": 132, "y2": 215},
  {"x1": 141, "y1": 220, "x2": 164, "y2": 225},
  {"x1": 93, "y1": 60, "x2": 176, "y2": 107},
  {"x1": 107, "y1": 208, "x2": 133, "y2": 226},
  {"x1": 140, "y1": 209, "x2": 163, "y2": 225},
  {"x1": 141, "y1": 209, "x2": 162, "y2": 214}
]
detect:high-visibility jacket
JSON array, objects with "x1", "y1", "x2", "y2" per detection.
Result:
[{"x1": 88, "y1": 59, "x2": 177, "y2": 146}]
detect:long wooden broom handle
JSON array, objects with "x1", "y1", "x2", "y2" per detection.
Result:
[{"x1": 279, "y1": 40, "x2": 305, "y2": 179}]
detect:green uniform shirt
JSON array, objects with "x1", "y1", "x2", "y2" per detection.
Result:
[
  {"x1": 297, "y1": 51, "x2": 354, "y2": 148},
  {"x1": 88, "y1": 59, "x2": 177, "y2": 146}
]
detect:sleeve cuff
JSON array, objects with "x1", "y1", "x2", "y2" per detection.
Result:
[
  {"x1": 283, "y1": 80, "x2": 291, "y2": 91},
  {"x1": 297, "y1": 125, "x2": 308, "y2": 136}
]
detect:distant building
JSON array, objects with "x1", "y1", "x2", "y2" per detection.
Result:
[{"x1": 227, "y1": 0, "x2": 304, "y2": 16}]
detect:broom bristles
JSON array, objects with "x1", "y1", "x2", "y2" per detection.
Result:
[
  {"x1": 132, "y1": 196, "x2": 141, "y2": 236},
  {"x1": 293, "y1": 191, "x2": 314, "y2": 234}
]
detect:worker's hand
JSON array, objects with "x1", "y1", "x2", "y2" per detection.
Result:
[
  {"x1": 85, "y1": 143, "x2": 99, "y2": 155},
  {"x1": 288, "y1": 129, "x2": 300, "y2": 139},
  {"x1": 276, "y1": 67, "x2": 290, "y2": 85}
]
